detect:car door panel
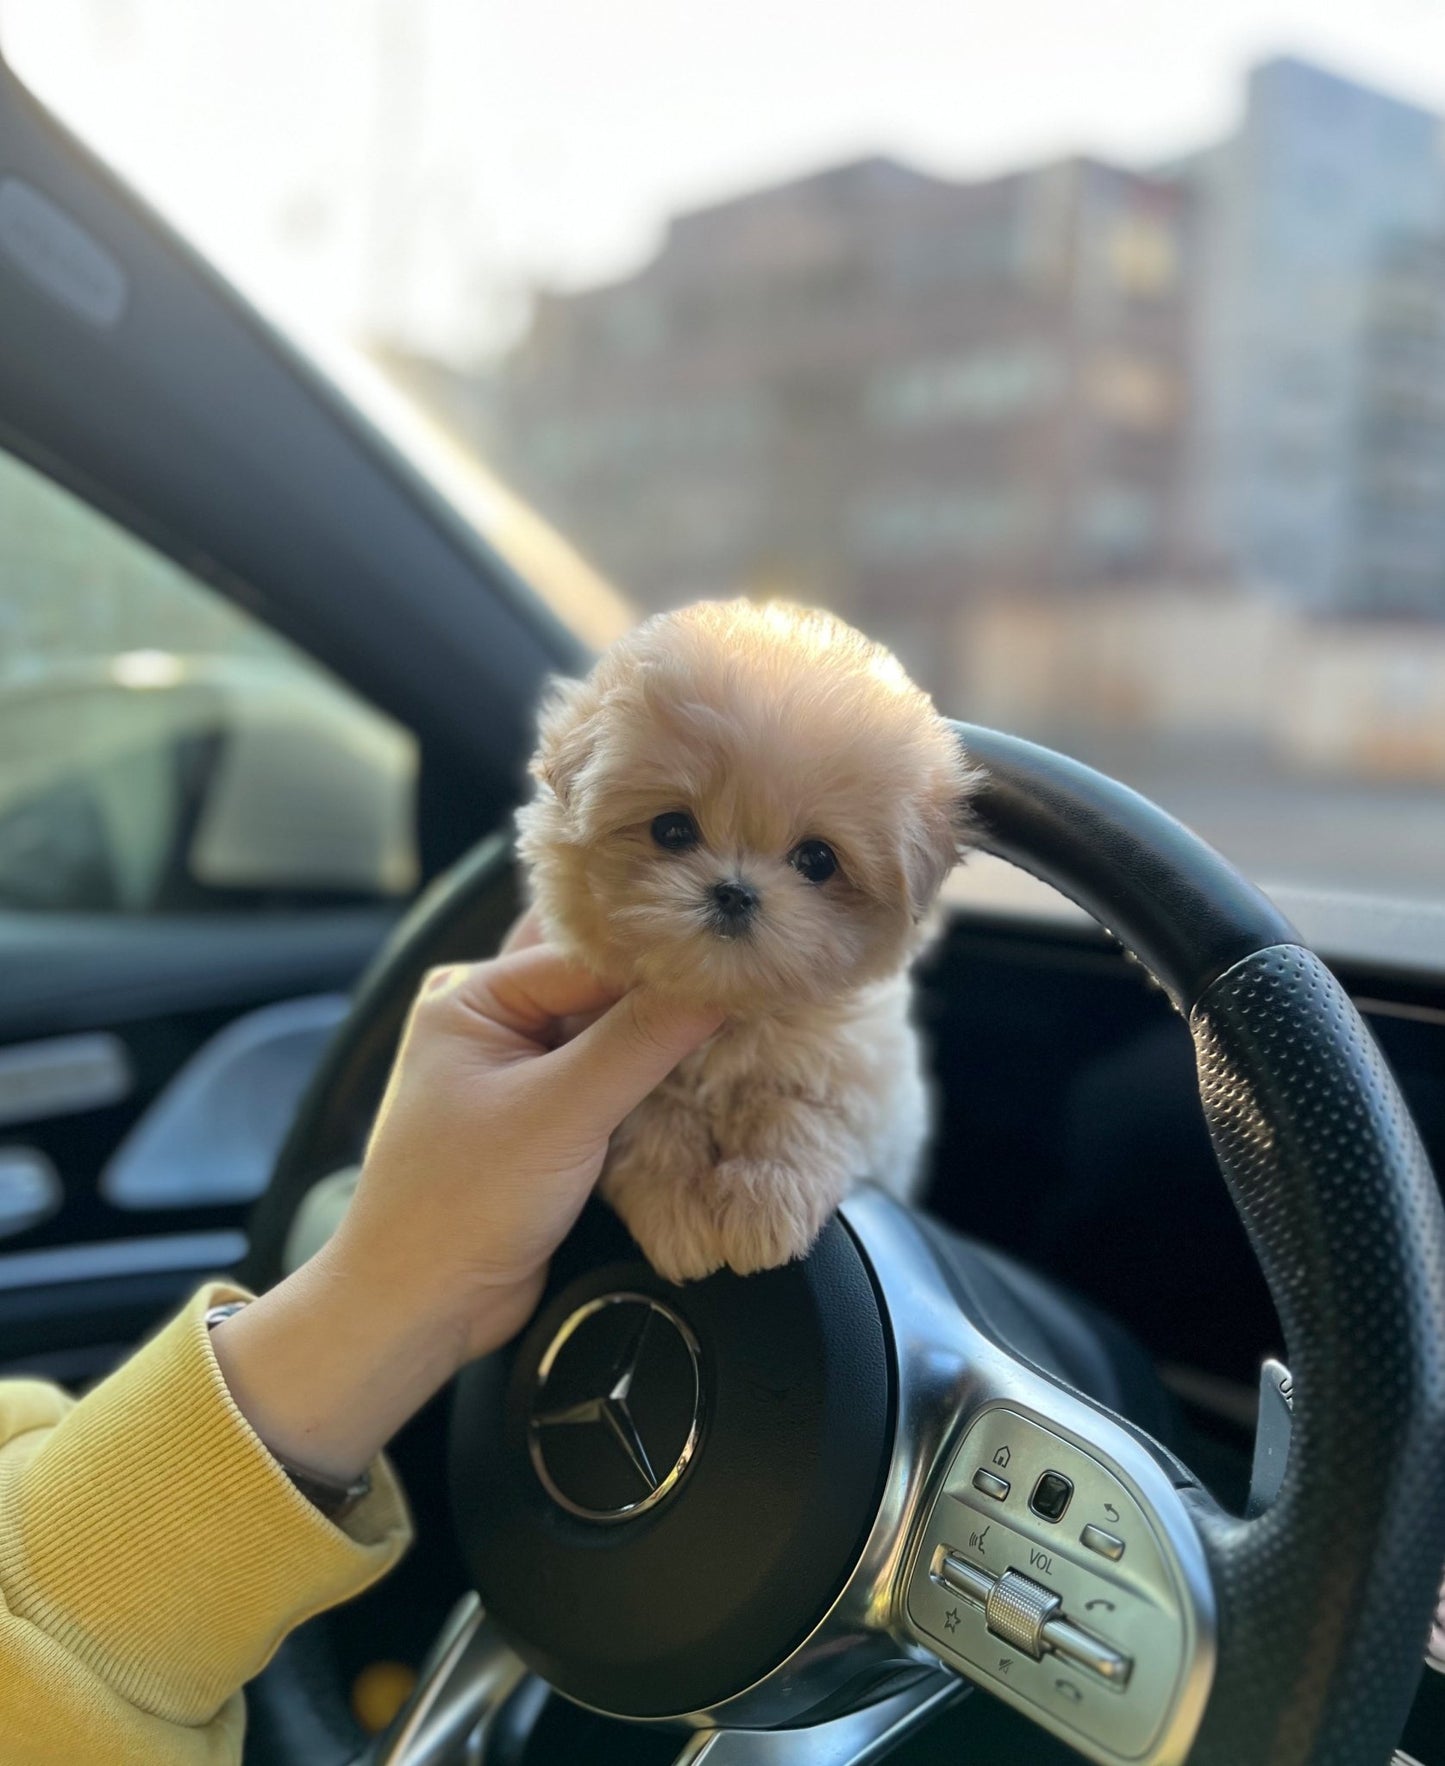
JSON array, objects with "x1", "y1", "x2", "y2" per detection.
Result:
[{"x1": 0, "y1": 909, "x2": 396, "y2": 1373}]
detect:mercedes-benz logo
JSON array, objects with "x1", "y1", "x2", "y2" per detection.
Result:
[{"x1": 527, "y1": 1292, "x2": 703, "y2": 1522}]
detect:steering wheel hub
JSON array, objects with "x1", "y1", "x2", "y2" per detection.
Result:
[{"x1": 450, "y1": 1202, "x2": 894, "y2": 1720}]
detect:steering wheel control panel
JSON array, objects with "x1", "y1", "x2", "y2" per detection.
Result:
[{"x1": 905, "y1": 1405, "x2": 1204, "y2": 1762}]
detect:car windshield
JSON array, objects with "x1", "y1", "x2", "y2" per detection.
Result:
[{"x1": 5, "y1": 3, "x2": 1444, "y2": 907}]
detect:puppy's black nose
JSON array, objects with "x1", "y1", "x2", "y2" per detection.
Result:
[{"x1": 710, "y1": 880, "x2": 758, "y2": 926}]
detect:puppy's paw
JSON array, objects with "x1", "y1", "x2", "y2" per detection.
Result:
[
  {"x1": 603, "y1": 1121, "x2": 851, "y2": 1281},
  {"x1": 603, "y1": 1094, "x2": 730, "y2": 1283},
  {"x1": 602, "y1": 1143, "x2": 728, "y2": 1284},
  {"x1": 609, "y1": 1178, "x2": 727, "y2": 1285},
  {"x1": 710, "y1": 1157, "x2": 837, "y2": 1275}
]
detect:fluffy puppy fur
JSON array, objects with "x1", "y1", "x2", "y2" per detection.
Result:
[{"x1": 517, "y1": 599, "x2": 976, "y2": 1282}]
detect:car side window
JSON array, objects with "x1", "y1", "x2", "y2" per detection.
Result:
[{"x1": 0, "y1": 448, "x2": 419, "y2": 913}]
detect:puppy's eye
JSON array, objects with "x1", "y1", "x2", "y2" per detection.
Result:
[
  {"x1": 651, "y1": 811, "x2": 700, "y2": 852},
  {"x1": 790, "y1": 839, "x2": 837, "y2": 884}
]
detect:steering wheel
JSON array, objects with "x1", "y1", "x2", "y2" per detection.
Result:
[{"x1": 245, "y1": 724, "x2": 1445, "y2": 1766}]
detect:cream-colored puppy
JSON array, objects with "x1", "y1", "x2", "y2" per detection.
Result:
[{"x1": 517, "y1": 599, "x2": 975, "y2": 1282}]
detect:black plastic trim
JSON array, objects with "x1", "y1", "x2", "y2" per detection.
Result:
[{"x1": 0, "y1": 908, "x2": 396, "y2": 1041}]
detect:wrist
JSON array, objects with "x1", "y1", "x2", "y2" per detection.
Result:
[
  {"x1": 211, "y1": 1248, "x2": 459, "y2": 1484},
  {"x1": 205, "y1": 1300, "x2": 373, "y2": 1520}
]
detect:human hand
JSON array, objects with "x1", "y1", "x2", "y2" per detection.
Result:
[
  {"x1": 344, "y1": 938, "x2": 723, "y2": 1356},
  {"x1": 213, "y1": 936, "x2": 721, "y2": 1482}
]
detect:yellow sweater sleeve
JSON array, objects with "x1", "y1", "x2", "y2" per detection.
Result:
[{"x1": 0, "y1": 1283, "x2": 413, "y2": 1766}]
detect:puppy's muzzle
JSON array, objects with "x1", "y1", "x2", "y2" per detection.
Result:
[{"x1": 708, "y1": 879, "x2": 758, "y2": 937}]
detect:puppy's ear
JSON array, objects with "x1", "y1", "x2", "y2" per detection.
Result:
[
  {"x1": 531, "y1": 673, "x2": 602, "y2": 808},
  {"x1": 899, "y1": 744, "x2": 976, "y2": 918}
]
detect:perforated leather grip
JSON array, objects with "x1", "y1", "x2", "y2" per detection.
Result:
[{"x1": 1184, "y1": 946, "x2": 1445, "y2": 1765}]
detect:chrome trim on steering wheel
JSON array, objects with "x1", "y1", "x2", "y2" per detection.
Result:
[
  {"x1": 527, "y1": 1292, "x2": 703, "y2": 1523},
  {"x1": 364, "y1": 1593, "x2": 534, "y2": 1765},
  {"x1": 622, "y1": 1187, "x2": 1216, "y2": 1763},
  {"x1": 671, "y1": 1671, "x2": 967, "y2": 1762}
]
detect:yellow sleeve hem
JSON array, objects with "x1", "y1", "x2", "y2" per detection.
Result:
[{"x1": 0, "y1": 1282, "x2": 412, "y2": 1727}]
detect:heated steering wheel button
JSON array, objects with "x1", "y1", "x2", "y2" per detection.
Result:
[
  {"x1": 972, "y1": 1467, "x2": 1010, "y2": 1501},
  {"x1": 1029, "y1": 1470, "x2": 1074, "y2": 1523},
  {"x1": 1080, "y1": 1523, "x2": 1125, "y2": 1562}
]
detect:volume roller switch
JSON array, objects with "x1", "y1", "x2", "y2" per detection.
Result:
[
  {"x1": 930, "y1": 1551, "x2": 1132, "y2": 1689},
  {"x1": 985, "y1": 1569, "x2": 1061, "y2": 1659}
]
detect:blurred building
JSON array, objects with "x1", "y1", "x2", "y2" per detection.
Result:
[
  {"x1": 415, "y1": 51, "x2": 1445, "y2": 782},
  {"x1": 1349, "y1": 232, "x2": 1445, "y2": 616},
  {"x1": 955, "y1": 586, "x2": 1445, "y2": 780},
  {"x1": 488, "y1": 155, "x2": 1190, "y2": 690},
  {"x1": 1172, "y1": 57, "x2": 1445, "y2": 616}
]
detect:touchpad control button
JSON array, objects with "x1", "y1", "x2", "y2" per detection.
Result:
[{"x1": 1030, "y1": 1470, "x2": 1074, "y2": 1523}]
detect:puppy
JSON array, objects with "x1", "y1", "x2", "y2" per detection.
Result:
[{"x1": 517, "y1": 599, "x2": 976, "y2": 1282}]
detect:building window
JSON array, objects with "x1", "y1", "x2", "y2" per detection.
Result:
[
  {"x1": 601, "y1": 293, "x2": 668, "y2": 356},
  {"x1": 1105, "y1": 217, "x2": 1179, "y2": 297},
  {"x1": 867, "y1": 346, "x2": 1061, "y2": 428},
  {"x1": 523, "y1": 398, "x2": 766, "y2": 476},
  {"x1": 1080, "y1": 484, "x2": 1158, "y2": 555},
  {"x1": 1085, "y1": 352, "x2": 1177, "y2": 429},
  {"x1": 852, "y1": 488, "x2": 1044, "y2": 561}
]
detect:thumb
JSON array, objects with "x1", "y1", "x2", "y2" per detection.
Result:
[{"x1": 545, "y1": 988, "x2": 723, "y2": 1133}]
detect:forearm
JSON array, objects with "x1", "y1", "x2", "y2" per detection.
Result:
[
  {"x1": 0, "y1": 1609, "x2": 247, "y2": 1766},
  {"x1": 210, "y1": 1244, "x2": 458, "y2": 1483},
  {"x1": 0, "y1": 1287, "x2": 410, "y2": 1759},
  {"x1": 208, "y1": 1234, "x2": 529, "y2": 1485}
]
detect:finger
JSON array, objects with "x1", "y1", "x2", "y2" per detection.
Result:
[
  {"x1": 544, "y1": 988, "x2": 723, "y2": 1131},
  {"x1": 552, "y1": 1002, "x2": 609, "y2": 1045},
  {"x1": 502, "y1": 906, "x2": 546, "y2": 954},
  {"x1": 444, "y1": 944, "x2": 621, "y2": 1040}
]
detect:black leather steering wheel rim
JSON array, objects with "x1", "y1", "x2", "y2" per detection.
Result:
[
  {"x1": 243, "y1": 828, "x2": 525, "y2": 1290},
  {"x1": 957, "y1": 724, "x2": 1445, "y2": 1763},
  {"x1": 246, "y1": 723, "x2": 1445, "y2": 1766}
]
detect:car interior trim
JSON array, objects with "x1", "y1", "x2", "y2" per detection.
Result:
[
  {"x1": 101, "y1": 994, "x2": 348, "y2": 1211},
  {"x1": 0, "y1": 1030, "x2": 132, "y2": 1127},
  {"x1": 0, "y1": 1229, "x2": 245, "y2": 1292}
]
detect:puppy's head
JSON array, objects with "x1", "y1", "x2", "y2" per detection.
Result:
[{"x1": 517, "y1": 600, "x2": 976, "y2": 1010}]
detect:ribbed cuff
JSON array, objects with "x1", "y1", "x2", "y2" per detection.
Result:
[{"x1": 0, "y1": 1283, "x2": 411, "y2": 1725}]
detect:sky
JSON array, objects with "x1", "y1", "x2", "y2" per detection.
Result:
[{"x1": 4, "y1": 0, "x2": 1445, "y2": 360}]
